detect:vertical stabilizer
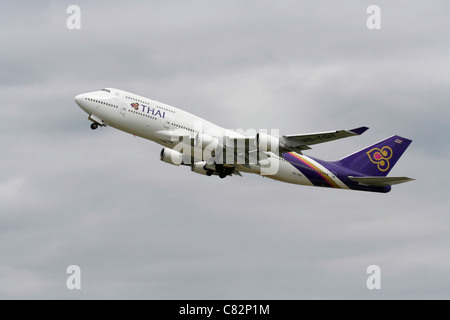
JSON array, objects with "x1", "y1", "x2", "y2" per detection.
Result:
[{"x1": 335, "y1": 135, "x2": 412, "y2": 176}]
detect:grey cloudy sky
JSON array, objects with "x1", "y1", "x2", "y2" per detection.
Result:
[{"x1": 1, "y1": 0, "x2": 449, "y2": 299}]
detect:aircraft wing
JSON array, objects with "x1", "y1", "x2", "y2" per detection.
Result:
[
  {"x1": 348, "y1": 176, "x2": 415, "y2": 186},
  {"x1": 281, "y1": 126, "x2": 369, "y2": 151},
  {"x1": 222, "y1": 126, "x2": 369, "y2": 157},
  {"x1": 155, "y1": 130, "x2": 194, "y2": 143}
]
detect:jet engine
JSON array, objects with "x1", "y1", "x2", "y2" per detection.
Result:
[
  {"x1": 160, "y1": 148, "x2": 183, "y2": 166},
  {"x1": 191, "y1": 161, "x2": 233, "y2": 178},
  {"x1": 191, "y1": 161, "x2": 211, "y2": 176}
]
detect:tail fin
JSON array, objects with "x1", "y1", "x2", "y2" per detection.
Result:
[{"x1": 335, "y1": 135, "x2": 412, "y2": 176}]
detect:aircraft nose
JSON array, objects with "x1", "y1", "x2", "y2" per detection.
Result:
[{"x1": 74, "y1": 94, "x2": 83, "y2": 107}]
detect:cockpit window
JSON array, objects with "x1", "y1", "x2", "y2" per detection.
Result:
[{"x1": 101, "y1": 88, "x2": 111, "y2": 93}]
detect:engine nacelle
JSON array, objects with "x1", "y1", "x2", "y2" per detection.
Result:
[
  {"x1": 191, "y1": 161, "x2": 209, "y2": 175},
  {"x1": 255, "y1": 132, "x2": 282, "y2": 152},
  {"x1": 160, "y1": 148, "x2": 183, "y2": 166},
  {"x1": 203, "y1": 163, "x2": 216, "y2": 171}
]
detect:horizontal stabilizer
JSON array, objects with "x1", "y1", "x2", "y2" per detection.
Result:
[{"x1": 348, "y1": 176, "x2": 415, "y2": 186}]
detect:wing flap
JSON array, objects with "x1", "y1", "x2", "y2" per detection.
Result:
[{"x1": 348, "y1": 176, "x2": 415, "y2": 186}]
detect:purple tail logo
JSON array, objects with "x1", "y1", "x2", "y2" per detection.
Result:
[
  {"x1": 367, "y1": 146, "x2": 393, "y2": 172},
  {"x1": 131, "y1": 102, "x2": 139, "y2": 110}
]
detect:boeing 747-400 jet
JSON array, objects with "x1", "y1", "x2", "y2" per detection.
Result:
[{"x1": 75, "y1": 88, "x2": 414, "y2": 193}]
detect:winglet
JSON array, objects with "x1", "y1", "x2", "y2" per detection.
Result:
[{"x1": 349, "y1": 126, "x2": 369, "y2": 135}]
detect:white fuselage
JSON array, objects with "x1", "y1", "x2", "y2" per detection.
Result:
[{"x1": 74, "y1": 88, "x2": 329, "y2": 187}]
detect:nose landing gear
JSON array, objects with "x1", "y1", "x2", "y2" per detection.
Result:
[{"x1": 90, "y1": 123, "x2": 99, "y2": 130}]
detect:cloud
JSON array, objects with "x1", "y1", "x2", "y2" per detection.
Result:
[{"x1": 1, "y1": 0, "x2": 450, "y2": 299}]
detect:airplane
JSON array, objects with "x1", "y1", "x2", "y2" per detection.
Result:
[{"x1": 74, "y1": 88, "x2": 414, "y2": 193}]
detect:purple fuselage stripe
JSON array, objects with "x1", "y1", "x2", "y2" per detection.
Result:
[
  {"x1": 281, "y1": 153, "x2": 332, "y2": 188},
  {"x1": 281, "y1": 153, "x2": 391, "y2": 193}
]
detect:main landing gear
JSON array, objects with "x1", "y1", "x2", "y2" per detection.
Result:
[
  {"x1": 203, "y1": 163, "x2": 231, "y2": 178},
  {"x1": 90, "y1": 123, "x2": 99, "y2": 130}
]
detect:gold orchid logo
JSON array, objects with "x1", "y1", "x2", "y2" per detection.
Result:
[{"x1": 367, "y1": 146, "x2": 393, "y2": 172}]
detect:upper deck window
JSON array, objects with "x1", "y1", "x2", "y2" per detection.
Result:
[{"x1": 101, "y1": 88, "x2": 111, "y2": 93}]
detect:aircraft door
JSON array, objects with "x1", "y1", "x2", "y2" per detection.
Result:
[
  {"x1": 164, "y1": 117, "x2": 172, "y2": 129},
  {"x1": 120, "y1": 104, "x2": 127, "y2": 116}
]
